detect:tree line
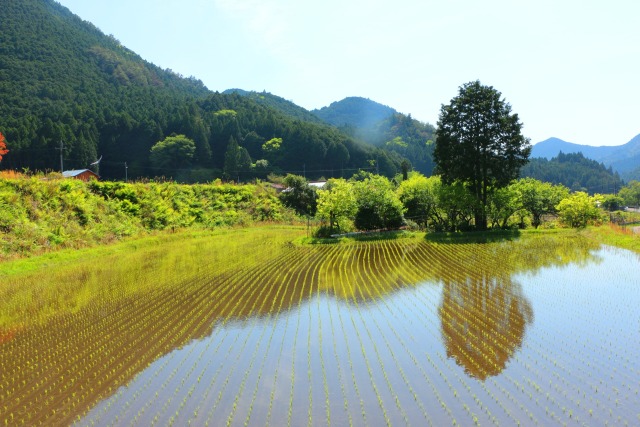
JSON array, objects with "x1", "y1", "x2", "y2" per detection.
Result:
[
  {"x1": 0, "y1": 0, "x2": 406, "y2": 181},
  {"x1": 281, "y1": 172, "x2": 637, "y2": 235},
  {"x1": 281, "y1": 81, "x2": 634, "y2": 234}
]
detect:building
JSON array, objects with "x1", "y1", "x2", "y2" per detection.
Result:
[
  {"x1": 308, "y1": 181, "x2": 327, "y2": 189},
  {"x1": 62, "y1": 169, "x2": 99, "y2": 181}
]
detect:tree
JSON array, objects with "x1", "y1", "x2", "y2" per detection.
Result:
[
  {"x1": 316, "y1": 179, "x2": 357, "y2": 232},
  {"x1": 600, "y1": 194, "x2": 624, "y2": 212},
  {"x1": 487, "y1": 184, "x2": 521, "y2": 229},
  {"x1": 149, "y1": 134, "x2": 195, "y2": 172},
  {"x1": 279, "y1": 174, "x2": 318, "y2": 216},
  {"x1": 223, "y1": 137, "x2": 252, "y2": 182},
  {"x1": 432, "y1": 180, "x2": 477, "y2": 232},
  {"x1": 352, "y1": 174, "x2": 405, "y2": 231},
  {"x1": 619, "y1": 180, "x2": 640, "y2": 207},
  {"x1": 262, "y1": 137, "x2": 283, "y2": 165},
  {"x1": 556, "y1": 192, "x2": 602, "y2": 228},
  {"x1": 512, "y1": 178, "x2": 569, "y2": 228},
  {"x1": 396, "y1": 172, "x2": 439, "y2": 229},
  {"x1": 434, "y1": 81, "x2": 531, "y2": 230},
  {"x1": 400, "y1": 159, "x2": 411, "y2": 181},
  {"x1": 0, "y1": 132, "x2": 8, "y2": 162}
]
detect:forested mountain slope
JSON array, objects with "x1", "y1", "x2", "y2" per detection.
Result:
[
  {"x1": 521, "y1": 152, "x2": 624, "y2": 194},
  {"x1": 223, "y1": 89, "x2": 324, "y2": 124},
  {"x1": 532, "y1": 134, "x2": 640, "y2": 181},
  {"x1": 0, "y1": 0, "x2": 404, "y2": 180},
  {"x1": 312, "y1": 97, "x2": 437, "y2": 175},
  {"x1": 0, "y1": 0, "x2": 210, "y2": 174},
  {"x1": 312, "y1": 97, "x2": 397, "y2": 129}
]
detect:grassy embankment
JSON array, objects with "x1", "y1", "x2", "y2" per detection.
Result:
[
  {"x1": 2, "y1": 172, "x2": 638, "y2": 268},
  {"x1": 0, "y1": 172, "x2": 294, "y2": 262},
  {"x1": 580, "y1": 223, "x2": 640, "y2": 253}
]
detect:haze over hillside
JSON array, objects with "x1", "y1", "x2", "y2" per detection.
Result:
[
  {"x1": 0, "y1": 0, "x2": 417, "y2": 180},
  {"x1": 312, "y1": 97, "x2": 397, "y2": 129},
  {"x1": 1, "y1": 0, "x2": 637, "y2": 185}
]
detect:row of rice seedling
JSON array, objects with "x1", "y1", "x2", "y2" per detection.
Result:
[
  {"x1": 369, "y1": 242, "x2": 502, "y2": 425},
  {"x1": 1, "y1": 228, "x2": 304, "y2": 425},
  {"x1": 95, "y1": 241, "x2": 300, "y2": 420},
  {"x1": 201, "y1": 243, "x2": 311, "y2": 426},
  {"x1": 3, "y1": 228, "x2": 638, "y2": 425},
  {"x1": 507, "y1": 249, "x2": 640, "y2": 425}
]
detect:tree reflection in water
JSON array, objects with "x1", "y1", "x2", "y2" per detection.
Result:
[{"x1": 439, "y1": 273, "x2": 533, "y2": 379}]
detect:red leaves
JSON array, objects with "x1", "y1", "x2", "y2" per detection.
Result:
[{"x1": 0, "y1": 132, "x2": 8, "y2": 162}]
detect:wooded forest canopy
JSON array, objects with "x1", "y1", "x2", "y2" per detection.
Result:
[
  {"x1": 434, "y1": 81, "x2": 531, "y2": 230},
  {"x1": 0, "y1": 0, "x2": 628, "y2": 193},
  {"x1": 521, "y1": 152, "x2": 624, "y2": 195},
  {"x1": 0, "y1": 0, "x2": 416, "y2": 182}
]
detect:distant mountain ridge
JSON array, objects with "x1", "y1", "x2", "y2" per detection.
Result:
[
  {"x1": 223, "y1": 89, "x2": 324, "y2": 124},
  {"x1": 521, "y1": 152, "x2": 624, "y2": 194},
  {"x1": 228, "y1": 93, "x2": 437, "y2": 175},
  {"x1": 532, "y1": 134, "x2": 640, "y2": 180},
  {"x1": 0, "y1": 0, "x2": 412, "y2": 180},
  {"x1": 312, "y1": 97, "x2": 397, "y2": 129}
]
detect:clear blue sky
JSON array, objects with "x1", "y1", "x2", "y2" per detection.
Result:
[{"x1": 56, "y1": 0, "x2": 640, "y2": 146}]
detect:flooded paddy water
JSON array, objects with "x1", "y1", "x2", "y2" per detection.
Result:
[{"x1": 1, "y1": 228, "x2": 639, "y2": 426}]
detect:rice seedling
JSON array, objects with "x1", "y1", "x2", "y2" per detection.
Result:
[{"x1": 1, "y1": 227, "x2": 639, "y2": 426}]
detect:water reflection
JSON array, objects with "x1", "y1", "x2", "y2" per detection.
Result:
[
  {"x1": 439, "y1": 273, "x2": 533, "y2": 379},
  {"x1": 435, "y1": 234, "x2": 598, "y2": 379},
  {"x1": 0, "y1": 231, "x2": 601, "y2": 424}
]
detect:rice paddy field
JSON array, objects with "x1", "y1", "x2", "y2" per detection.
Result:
[{"x1": 1, "y1": 227, "x2": 639, "y2": 426}]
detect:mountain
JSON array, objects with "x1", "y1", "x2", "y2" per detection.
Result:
[
  {"x1": 0, "y1": 0, "x2": 210, "y2": 175},
  {"x1": 0, "y1": 0, "x2": 406, "y2": 180},
  {"x1": 312, "y1": 97, "x2": 397, "y2": 129},
  {"x1": 598, "y1": 134, "x2": 640, "y2": 181},
  {"x1": 531, "y1": 135, "x2": 640, "y2": 180},
  {"x1": 369, "y1": 114, "x2": 436, "y2": 175},
  {"x1": 223, "y1": 89, "x2": 324, "y2": 124},
  {"x1": 521, "y1": 152, "x2": 624, "y2": 194},
  {"x1": 531, "y1": 138, "x2": 617, "y2": 160},
  {"x1": 312, "y1": 97, "x2": 436, "y2": 175}
]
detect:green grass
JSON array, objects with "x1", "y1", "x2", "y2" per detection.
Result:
[
  {"x1": 296, "y1": 230, "x2": 422, "y2": 245},
  {"x1": 581, "y1": 224, "x2": 640, "y2": 253},
  {"x1": 0, "y1": 229, "x2": 216, "y2": 277},
  {"x1": 0, "y1": 225, "x2": 306, "y2": 329}
]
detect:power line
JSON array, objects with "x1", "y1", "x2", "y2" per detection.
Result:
[{"x1": 54, "y1": 141, "x2": 64, "y2": 172}]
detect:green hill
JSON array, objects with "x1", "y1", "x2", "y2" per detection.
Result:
[
  {"x1": 371, "y1": 113, "x2": 436, "y2": 176},
  {"x1": 223, "y1": 89, "x2": 324, "y2": 124},
  {"x1": 312, "y1": 97, "x2": 437, "y2": 175},
  {"x1": 0, "y1": 0, "x2": 210, "y2": 175},
  {"x1": 0, "y1": 0, "x2": 405, "y2": 180},
  {"x1": 312, "y1": 97, "x2": 397, "y2": 129},
  {"x1": 531, "y1": 134, "x2": 640, "y2": 181},
  {"x1": 521, "y1": 152, "x2": 624, "y2": 194}
]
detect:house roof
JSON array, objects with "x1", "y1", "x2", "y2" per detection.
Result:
[
  {"x1": 308, "y1": 181, "x2": 327, "y2": 189},
  {"x1": 62, "y1": 169, "x2": 98, "y2": 178},
  {"x1": 281, "y1": 180, "x2": 327, "y2": 193}
]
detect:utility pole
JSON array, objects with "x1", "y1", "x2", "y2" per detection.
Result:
[
  {"x1": 125, "y1": 162, "x2": 128, "y2": 182},
  {"x1": 303, "y1": 163, "x2": 306, "y2": 179},
  {"x1": 56, "y1": 141, "x2": 64, "y2": 172}
]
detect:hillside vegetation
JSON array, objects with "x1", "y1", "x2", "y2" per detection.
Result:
[
  {"x1": 0, "y1": 172, "x2": 288, "y2": 260},
  {"x1": 312, "y1": 97, "x2": 437, "y2": 175},
  {"x1": 0, "y1": 0, "x2": 405, "y2": 181},
  {"x1": 521, "y1": 152, "x2": 624, "y2": 194},
  {"x1": 531, "y1": 134, "x2": 640, "y2": 180}
]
